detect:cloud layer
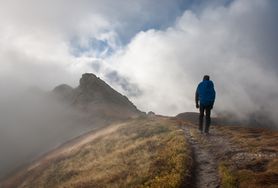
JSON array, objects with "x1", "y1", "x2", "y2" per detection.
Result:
[
  {"x1": 0, "y1": 0, "x2": 278, "y2": 123},
  {"x1": 107, "y1": 0, "x2": 278, "y2": 122}
]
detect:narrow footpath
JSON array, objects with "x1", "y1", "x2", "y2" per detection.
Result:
[
  {"x1": 183, "y1": 126, "x2": 221, "y2": 188},
  {"x1": 182, "y1": 121, "x2": 242, "y2": 188}
]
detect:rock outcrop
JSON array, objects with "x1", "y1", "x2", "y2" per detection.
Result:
[
  {"x1": 53, "y1": 84, "x2": 74, "y2": 101},
  {"x1": 53, "y1": 73, "x2": 142, "y2": 121}
]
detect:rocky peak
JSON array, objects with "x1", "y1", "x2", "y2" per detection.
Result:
[
  {"x1": 53, "y1": 73, "x2": 143, "y2": 119},
  {"x1": 79, "y1": 73, "x2": 99, "y2": 91}
]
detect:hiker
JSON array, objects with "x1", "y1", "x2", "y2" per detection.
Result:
[{"x1": 195, "y1": 75, "x2": 216, "y2": 134}]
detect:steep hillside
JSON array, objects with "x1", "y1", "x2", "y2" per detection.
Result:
[
  {"x1": 1, "y1": 116, "x2": 192, "y2": 188},
  {"x1": 0, "y1": 73, "x2": 142, "y2": 181},
  {"x1": 53, "y1": 73, "x2": 142, "y2": 121}
]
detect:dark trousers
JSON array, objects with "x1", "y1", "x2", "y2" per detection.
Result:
[{"x1": 199, "y1": 105, "x2": 212, "y2": 133}]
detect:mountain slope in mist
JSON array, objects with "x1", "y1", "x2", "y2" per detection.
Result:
[
  {"x1": 1, "y1": 116, "x2": 191, "y2": 188},
  {"x1": 53, "y1": 73, "x2": 142, "y2": 121},
  {"x1": 1, "y1": 73, "x2": 277, "y2": 188},
  {"x1": 0, "y1": 73, "x2": 142, "y2": 180},
  {"x1": 176, "y1": 112, "x2": 278, "y2": 130}
]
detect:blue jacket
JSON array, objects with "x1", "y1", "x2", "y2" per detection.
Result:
[{"x1": 195, "y1": 80, "x2": 216, "y2": 106}]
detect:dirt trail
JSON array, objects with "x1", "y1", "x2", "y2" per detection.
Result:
[
  {"x1": 182, "y1": 125, "x2": 236, "y2": 188},
  {"x1": 181, "y1": 120, "x2": 278, "y2": 188}
]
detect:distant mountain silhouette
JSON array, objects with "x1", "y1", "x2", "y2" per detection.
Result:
[
  {"x1": 53, "y1": 73, "x2": 143, "y2": 121},
  {"x1": 175, "y1": 112, "x2": 200, "y2": 124},
  {"x1": 176, "y1": 111, "x2": 277, "y2": 130}
]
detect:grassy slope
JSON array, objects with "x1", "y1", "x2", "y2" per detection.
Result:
[
  {"x1": 216, "y1": 126, "x2": 278, "y2": 188},
  {"x1": 5, "y1": 116, "x2": 192, "y2": 188}
]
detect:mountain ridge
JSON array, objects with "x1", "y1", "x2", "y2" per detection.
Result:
[{"x1": 53, "y1": 73, "x2": 143, "y2": 121}]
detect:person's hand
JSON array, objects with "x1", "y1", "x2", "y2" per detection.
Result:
[{"x1": 196, "y1": 104, "x2": 199, "y2": 109}]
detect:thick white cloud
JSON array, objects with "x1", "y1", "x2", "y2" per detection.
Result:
[
  {"x1": 0, "y1": 0, "x2": 186, "y2": 88},
  {"x1": 107, "y1": 0, "x2": 278, "y2": 123}
]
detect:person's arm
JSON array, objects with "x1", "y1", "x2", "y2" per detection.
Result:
[
  {"x1": 211, "y1": 82, "x2": 216, "y2": 109},
  {"x1": 195, "y1": 88, "x2": 199, "y2": 108}
]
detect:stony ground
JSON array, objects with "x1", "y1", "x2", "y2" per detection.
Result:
[
  {"x1": 181, "y1": 120, "x2": 278, "y2": 188},
  {"x1": 183, "y1": 126, "x2": 221, "y2": 188}
]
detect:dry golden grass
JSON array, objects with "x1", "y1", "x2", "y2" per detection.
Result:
[
  {"x1": 216, "y1": 126, "x2": 278, "y2": 188},
  {"x1": 5, "y1": 116, "x2": 191, "y2": 188},
  {"x1": 219, "y1": 162, "x2": 238, "y2": 188}
]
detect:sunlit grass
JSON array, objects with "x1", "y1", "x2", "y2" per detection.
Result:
[{"x1": 14, "y1": 116, "x2": 191, "y2": 188}]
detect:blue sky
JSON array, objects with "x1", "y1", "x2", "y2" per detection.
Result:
[{"x1": 69, "y1": 0, "x2": 236, "y2": 56}]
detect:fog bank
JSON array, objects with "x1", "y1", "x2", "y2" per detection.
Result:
[{"x1": 0, "y1": 86, "x2": 96, "y2": 179}]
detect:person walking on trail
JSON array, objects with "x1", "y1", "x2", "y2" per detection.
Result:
[{"x1": 195, "y1": 75, "x2": 216, "y2": 134}]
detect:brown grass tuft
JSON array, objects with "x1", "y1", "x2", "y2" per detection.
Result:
[
  {"x1": 219, "y1": 162, "x2": 238, "y2": 188},
  {"x1": 216, "y1": 125, "x2": 278, "y2": 188}
]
